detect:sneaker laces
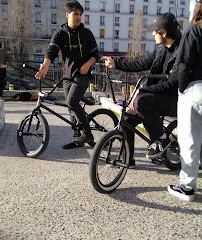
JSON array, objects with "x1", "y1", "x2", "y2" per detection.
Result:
[{"x1": 148, "y1": 141, "x2": 163, "y2": 152}]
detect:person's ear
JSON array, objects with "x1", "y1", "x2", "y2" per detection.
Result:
[
  {"x1": 162, "y1": 30, "x2": 167, "y2": 38},
  {"x1": 66, "y1": 12, "x2": 69, "y2": 19}
]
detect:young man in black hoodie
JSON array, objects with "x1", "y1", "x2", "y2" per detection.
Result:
[
  {"x1": 35, "y1": 1, "x2": 99, "y2": 149},
  {"x1": 102, "y1": 13, "x2": 181, "y2": 168}
]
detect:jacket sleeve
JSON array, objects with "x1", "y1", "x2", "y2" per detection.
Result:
[
  {"x1": 177, "y1": 28, "x2": 195, "y2": 93},
  {"x1": 88, "y1": 30, "x2": 99, "y2": 61},
  {"x1": 45, "y1": 30, "x2": 61, "y2": 63},
  {"x1": 139, "y1": 69, "x2": 178, "y2": 95},
  {"x1": 114, "y1": 51, "x2": 155, "y2": 72}
]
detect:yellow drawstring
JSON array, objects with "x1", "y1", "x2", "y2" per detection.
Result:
[
  {"x1": 68, "y1": 32, "x2": 72, "y2": 51},
  {"x1": 67, "y1": 31, "x2": 82, "y2": 58},
  {"x1": 78, "y1": 32, "x2": 82, "y2": 58}
]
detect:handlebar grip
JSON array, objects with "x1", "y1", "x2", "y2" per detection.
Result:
[
  {"x1": 91, "y1": 70, "x2": 106, "y2": 76},
  {"x1": 22, "y1": 63, "x2": 39, "y2": 72},
  {"x1": 145, "y1": 74, "x2": 169, "y2": 79}
]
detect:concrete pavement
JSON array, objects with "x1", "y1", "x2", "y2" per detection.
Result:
[{"x1": 0, "y1": 100, "x2": 201, "y2": 240}]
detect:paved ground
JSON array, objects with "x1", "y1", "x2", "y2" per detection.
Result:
[{"x1": 0, "y1": 101, "x2": 201, "y2": 240}]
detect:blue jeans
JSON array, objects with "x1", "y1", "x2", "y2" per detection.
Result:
[{"x1": 178, "y1": 80, "x2": 202, "y2": 190}]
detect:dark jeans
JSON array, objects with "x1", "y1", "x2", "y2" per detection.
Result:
[
  {"x1": 0, "y1": 68, "x2": 6, "y2": 97},
  {"x1": 63, "y1": 74, "x2": 91, "y2": 135},
  {"x1": 126, "y1": 92, "x2": 172, "y2": 160}
]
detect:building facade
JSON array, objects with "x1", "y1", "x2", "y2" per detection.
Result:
[{"x1": 0, "y1": 0, "x2": 190, "y2": 62}]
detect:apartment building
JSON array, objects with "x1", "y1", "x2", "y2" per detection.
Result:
[{"x1": 0, "y1": 0, "x2": 190, "y2": 62}]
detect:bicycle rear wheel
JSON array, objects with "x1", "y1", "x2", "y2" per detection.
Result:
[
  {"x1": 88, "y1": 108, "x2": 118, "y2": 143},
  {"x1": 163, "y1": 120, "x2": 181, "y2": 170},
  {"x1": 89, "y1": 129, "x2": 129, "y2": 194},
  {"x1": 17, "y1": 113, "x2": 50, "y2": 158}
]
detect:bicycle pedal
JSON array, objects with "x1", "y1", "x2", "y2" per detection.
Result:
[{"x1": 152, "y1": 158, "x2": 164, "y2": 165}]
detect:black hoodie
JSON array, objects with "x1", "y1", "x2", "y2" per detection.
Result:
[{"x1": 46, "y1": 23, "x2": 99, "y2": 77}]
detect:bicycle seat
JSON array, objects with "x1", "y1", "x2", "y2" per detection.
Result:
[{"x1": 81, "y1": 97, "x2": 95, "y2": 106}]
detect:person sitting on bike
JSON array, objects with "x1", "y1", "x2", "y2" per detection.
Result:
[
  {"x1": 35, "y1": 0, "x2": 99, "y2": 149},
  {"x1": 102, "y1": 13, "x2": 181, "y2": 168}
]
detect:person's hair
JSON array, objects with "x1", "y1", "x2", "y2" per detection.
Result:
[
  {"x1": 156, "y1": 27, "x2": 181, "y2": 40},
  {"x1": 0, "y1": 41, "x2": 2, "y2": 48},
  {"x1": 65, "y1": 0, "x2": 83, "y2": 14},
  {"x1": 190, "y1": 2, "x2": 202, "y2": 24}
]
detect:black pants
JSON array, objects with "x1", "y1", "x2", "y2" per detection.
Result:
[
  {"x1": 126, "y1": 92, "x2": 172, "y2": 160},
  {"x1": 0, "y1": 68, "x2": 6, "y2": 97},
  {"x1": 63, "y1": 74, "x2": 91, "y2": 134}
]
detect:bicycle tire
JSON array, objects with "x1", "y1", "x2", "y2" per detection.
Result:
[
  {"x1": 89, "y1": 129, "x2": 129, "y2": 194},
  {"x1": 163, "y1": 120, "x2": 181, "y2": 170},
  {"x1": 88, "y1": 108, "x2": 118, "y2": 143},
  {"x1": 17, "y1": 113, "x2": 50, "y2": 158}
]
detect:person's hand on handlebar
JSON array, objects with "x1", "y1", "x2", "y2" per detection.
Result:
[
  {"x1": 35, "y1": 58, "x2": 51, "y2": 80},
  {"x1": 129, "y1": 89, "x2": 139, "y2": 110},
  {"x1": 101, "y1": 56, "x2": 115, "y2": 69}
]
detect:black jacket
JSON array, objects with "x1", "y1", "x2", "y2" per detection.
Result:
[
  {"x1": 115, "y1": 39, "x2": 180, "y2": 95},
  {"x1": 177, "y1": 20, "x2": 202, "y2": 93},
  {"x1": 114, "y1": 39, "x2": 180, "y2": 116},
  {"x1": 46, "y1": 23, "x2": 99, "y2": 77}
]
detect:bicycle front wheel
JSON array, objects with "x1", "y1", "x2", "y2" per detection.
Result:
[
  {"x1": 17, "y1": 113, "x2": 50, "y2": 158},
  {"x1": 88, "y1": 108, "x2": 118, "y2": 143},
  {"x1": 163, "y1": 120, "x2": 181, "y2": 170},
  {"x1": 89, "y1": 129, "x2": 129, "y2": 194}
]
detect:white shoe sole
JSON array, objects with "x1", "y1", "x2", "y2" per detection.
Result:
[
  {"x1": 146, "y1": 142, "x2": 171, "y2": 160},
  {"x1": 167, "y1": 186, "x2": 195, "y2": 201}
]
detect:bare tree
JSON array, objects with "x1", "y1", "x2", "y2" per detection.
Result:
[
  {"x1": 126, "y1": 9, "x2": 145, "y2": 61},
  {"x1": 2, "y1": 0, "x2": 34, "y2": 61}
]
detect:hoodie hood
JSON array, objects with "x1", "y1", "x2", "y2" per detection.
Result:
[{"x1": 60, "y1": 23, "x2": 84, "y2": 34}]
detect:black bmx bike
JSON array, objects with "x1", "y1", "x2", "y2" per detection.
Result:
[
  {"x1": 17, "y1": 64, "x2": 118, "y2": 158},
  {"x1": 89, "y1": 71, "x2": 180, "y2": 194}
]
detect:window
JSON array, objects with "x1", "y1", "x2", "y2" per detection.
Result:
[
  {"x1": 114, "y1": 30, "x2": 119, "y2": 39},
  {"x1": 169, "y1": 0, "x2": 175, "y2": 4},
  {"x1": 141, "y1": 44, "x2": 146, "y2": 51},
  {"x1": 100, "y1": 2, "x2": 105, "y2": 12},
  {"x1": 35, "y1": 12, "x2": 41, "y2": 23},
  {"x1": 180, "y1": 8, "x2": 184, "y2": 16},
  {"x1": 2, "y1": 9, "x2": 7, "y2": 18},
  {"x1": 36, "y1": 43, "x2": 42, "y2": 53},
  {"x1": 85, "y1": 15, "x2": 90, "y2": 24},
  {"x1": 51, "y1": 14, "x2": 57, "y2": 24},
  {"x1": 85, "y1": 1, "x2": 90, "y2": 10},
  {"x1": 129, "y1": 17, "x2": 133, "y2": 26},
  {"x1": 180, "y1": 0, "x2": 185, "y2": 4},
  {"x1": 144, "y1": 0, "x2": 148, "y2": 2},
  {"x1": 157, "y1": 7, "x2": 161, "y2": 15},
  {"x1": 115, "y1": 3, "x2": 120, "y2": 13},
  {"x1": 129, "y1": 5, "x2": 134, "y2": 14},
  {"x1": 99, "y1": 42, "x2": 104, "y2": 52},
  {"x1": 143, "y1": 6, "x2": 148, "y2": 15},
  {"x1": 128, "y1": 30, "x2": 133, "y2": 39},
  {"x1": 100, "y1": 16, "x2": 105, "y2": 25},
  {"x1": 114, "y1": 43, "x2": 119, "y2": 52},
  {"x1": 51, "y1": 0, "x2": 56, "y2": 9},
  {"x1": 34, "y1": 54, "x2": 44, "y2": 63},
  {"x1": 157, "y1": 0, "x2": 162, "y2": 3},
  {"x1": 169, "y1": 7, "x2": 174, "y2": 14},
  {"x1": 143, "y1": 18, "x2": 147, "y2": 27},
  {"x1": 100, "y1": 29, "x2": 105, "y2": 38},
  {"x1": 114, "y1": 17, "x2": 120, "y2": 26},
  {"x1": 128, "y1": 43, "x2": 132, "y2": 51},
  {"x1": 179, "y1": 20, "x2": 184, "y2": 29},
  {"x1": 1, "y1": 0, "x2": 8, "y2": 5},
  {"x1": 35, "y1": 28, "x2": 41, "y2": 38},
  {"x1": 35, "y1": 0, "x2": 40, "y2": 7}
]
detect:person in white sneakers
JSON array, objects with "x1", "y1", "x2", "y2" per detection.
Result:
[{"x1": 168, "y1": 0, "x2": 202, "y2": 201}]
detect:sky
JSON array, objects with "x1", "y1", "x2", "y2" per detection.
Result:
[{"x1": 189, "y1": 0, "x2": 195, "y2": 20}]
